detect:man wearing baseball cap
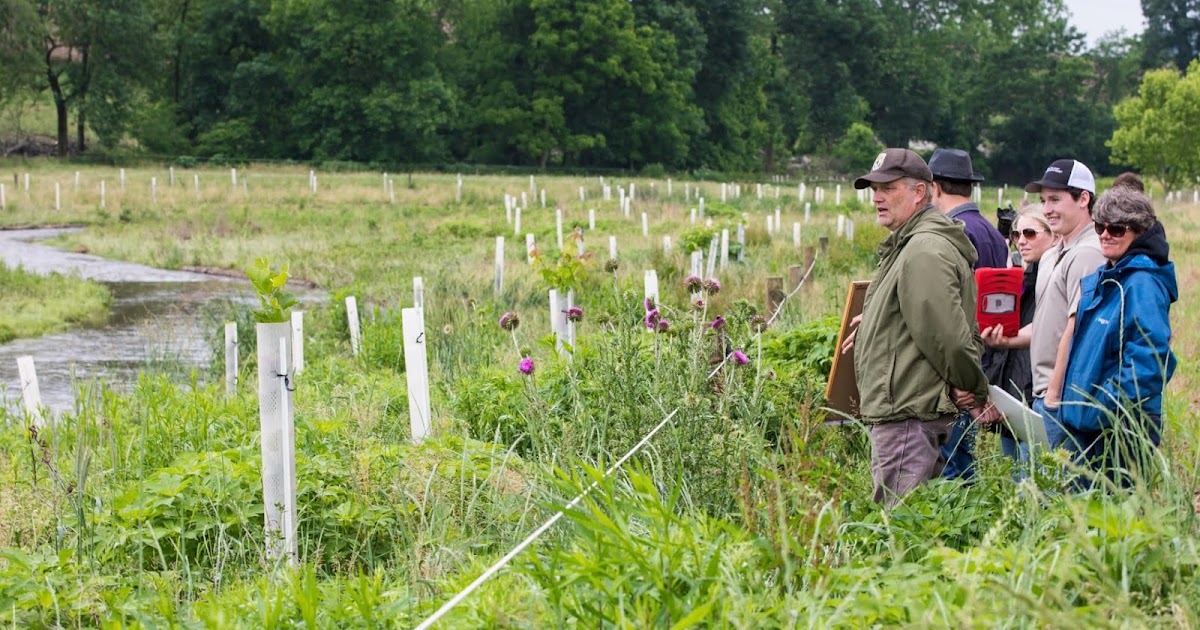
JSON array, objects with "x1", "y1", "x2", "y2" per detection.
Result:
[
  {"x1": 928, "y1": 148, "x2": 1010, "y2": 482},
  {"x1": 984, "y1": 158, "x2": 1106, "y2": 449},
  {"x1": 846, "y1": 148, "x2": 998, "y2": 506}
]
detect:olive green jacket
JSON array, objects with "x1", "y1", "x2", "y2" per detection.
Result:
[{"x1": 854, "y1": 206, "x2": 989, "y2": 424}]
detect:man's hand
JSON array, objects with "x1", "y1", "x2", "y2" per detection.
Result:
[
  {"x1": 969, "y1": 402, "x2": 1004, "y2": 425},
  {"x1": 840, "y1": 314, "x2": 863, "y2": 355},
  {"x1": 980, "y1": 325, "x2": 1007, "y2": 349},
  {"x1": 950, "y1": 387, "x2": 977, "y2": 409}
]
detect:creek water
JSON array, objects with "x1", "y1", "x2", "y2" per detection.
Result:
[{"x1": 0, "y1": 229, "x2": 254, "y2": 416}]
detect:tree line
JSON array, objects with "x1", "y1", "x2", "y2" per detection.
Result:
[{"x1": 0, "y1": 0, "x2": 1197, "y2": 181}]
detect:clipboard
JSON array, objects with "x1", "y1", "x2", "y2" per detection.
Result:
[
  {"x1": 824, "y1": 281, "x2": 870, "y2": 422},
  {"x1": 988, "y1": 385, "x2": 1049, "y2": 447}
]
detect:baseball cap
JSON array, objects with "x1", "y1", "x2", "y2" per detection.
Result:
[
  {"x1": 853, "y1": 148, "x2": 933, "y2": 189},
  {"x1": 1024, "y1": 159, "x2": 1095, "y2": 194}
]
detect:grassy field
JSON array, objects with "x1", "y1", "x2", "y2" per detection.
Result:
[
  {"x1": 0, "y1": 161, "x2": 1197, "y2": 627},
  {"x1": 0, "y1": 263, "x2": 110, "y2": 342}
]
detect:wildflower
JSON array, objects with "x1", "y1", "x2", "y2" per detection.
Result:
[
  {"x1": 749, "y1": 314, "x2": 767, "y2": 333},
  {"x1": 499, "y1": 311, "x2": 520, "y2": 331},
  {"x1": 731, "y1": 350, "x2": 749, "y2": 366},
  {"x1": 692, "y1": 299, "x2": 706, "y2": 311},
  {"x1": 703, "y1": 278, "x2": 721, "y2": 294},
  {"x1": 684, "y1": 274, "x2": 703, "y2": 292},
  {"x1": 656, "y1": 319, "x2": 671, "y2": 333},
  {"x1": 566, "y1": 306, "x2": 584, "y2": 322},
  {"x1": 518, "y1": 357, "x2": 535, "y2": 374},
  {"x1": 644, "y1": 308, "x2": 661, "y2": 329},
  {"x1": 442, "y1": 324, "x2": 454, "y2": 335},
  {"x1": 644, "y1": 296, "x2": 656, "y2": 312},
  {"x1": 709, "y1": 316, "x2": 726, "y2": 331},
  {"x1": 604, "y1": 258, "x2": 620, "y2": 273}
]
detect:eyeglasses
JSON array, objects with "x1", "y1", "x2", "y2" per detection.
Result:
[
  {"x1": 1010, "y1": 228, "x2": 1046, "y2": 241},
  {"x1": 1094, "y1": 223, "x2": 1132, "y2": 238}
]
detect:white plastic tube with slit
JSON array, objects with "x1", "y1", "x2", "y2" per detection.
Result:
[
  {"x1": 403, "y1": 307, "x2": 432, "y2": 442},
  {"x1": 225, "y1": 322, "x2": 238, "y2": 394},
  {"x1": 345, "y1": 297, "x2": 361, "y2": 356},
  {"x1": 256, "y1": 322, "x2": 294, "y2": 563},
  {"x1": 17, "y1": 356, "x2": 44, "y2": 428},
  {"x1": 290, "y1": 312, "x2": 304, "y2": 374}
]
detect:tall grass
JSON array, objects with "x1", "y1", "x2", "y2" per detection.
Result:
[{"x1": 0, "y1": 165, "x2": 1196, "y2": 626}]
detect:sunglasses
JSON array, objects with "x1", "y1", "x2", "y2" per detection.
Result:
[
  {"x1": 1094, "y1": 223, "x2": 1133, "y2": 238},
  {"x1": 1010, "y1": 228, "x2": 1046, "y2": 241}
]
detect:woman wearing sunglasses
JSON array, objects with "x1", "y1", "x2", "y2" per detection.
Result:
[
  {"x1": 985, "y1": 206, "x2": 1059, "y2": 465},
  {"x1": 1058, "y1": 186, "x2": 1177, "y2": 487}
]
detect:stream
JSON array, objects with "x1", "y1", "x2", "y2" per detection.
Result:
[{"x1": 0, "y1": 229, "x2": 254, "y2": 416}]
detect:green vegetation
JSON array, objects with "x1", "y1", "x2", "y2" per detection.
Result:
[
  {"x1": 0, "y1": 263, "x2": 109, "y2": 342},
  {"x1": 1110, "y1": 58, "x2": 1200, "y2": 191},
  {"x1": 0, "y1": 166, "x2": 1197, "y2": 627}
]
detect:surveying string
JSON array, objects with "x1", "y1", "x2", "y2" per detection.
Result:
[{"x1": 413, "y1": 407, "x2": 680, "y2": 630}]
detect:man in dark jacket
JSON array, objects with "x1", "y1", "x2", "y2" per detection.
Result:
[
  {"x1": 849, "y1": 148, "x2": 999, "y2": 506},
  {"x1": 929, "y1": 148, "x2": 1010, "y2": 481}
]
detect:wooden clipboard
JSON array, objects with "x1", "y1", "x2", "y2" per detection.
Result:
[{"x1": 824, "y1": 281, "x2": 870, "y2": 422}]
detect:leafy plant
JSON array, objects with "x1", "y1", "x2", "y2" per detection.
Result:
[
  {"x1": 678, "y1": 225, "x2": 719, "y2": 254},
  {"x1": 246, "y1": 257, "x2": 299, "y2": 323},
  {"x1": 535, "y1": 252, "x2": 588, "y2": 291},
  {"x1": 762, "y1": 315, "x2": 840, "y2": 378}
]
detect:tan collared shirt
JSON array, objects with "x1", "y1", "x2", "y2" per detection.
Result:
[{"x1": 1030, "y1": 223, "x2": 1107, "y2": 397}]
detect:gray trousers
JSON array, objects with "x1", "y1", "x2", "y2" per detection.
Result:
[{"x1": 869, "y1": 415, "x2": 956, "y2": 506}]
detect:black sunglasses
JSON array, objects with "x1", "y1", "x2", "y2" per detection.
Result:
[
  {"x1": 1094, "y1": 223, "x2": 1132, "y2": 238},
  {"x1": 1010, "y1": 228, "x2": 1046, "y2": 241}
]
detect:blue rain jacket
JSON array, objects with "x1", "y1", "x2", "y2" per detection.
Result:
[{"x1": 1060, "y1": 222, "x2": 1176, "y2": 432}]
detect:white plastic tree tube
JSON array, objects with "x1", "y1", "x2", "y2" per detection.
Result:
[
  {"x1": 793, "y1": 222, "x2": 801, "y2": 249},
  {"x1": 526, "y1": 234, "x2": 536, "y2": 264},
  {"x1": 225, "y1": 322, "x2": 238, "y2": 394},
  {"x1": 278, "y1": 337, "x2": 298, "y2": 564},
  {"x1": 17, "y1": 356, "x2": 44, "y2": 428},
  {"x1": 588, "y1": 208, "x2": 595, "y2": 230},
  {"x1": 643, "y1": 271, "x2": 659, "y2": 305},
  {"x1": 609, "y1": 236, "x2": 617, "y2": 260},
  {"x1": 494, "y1": 236, "x2": 505, "y2": 293},
  {"x1": 256, "y1": 321, "x2": 294, "y2": 564},
  {"x1": 737, "y1": 225, "x2": 746, "y2": 263},
  {"x1": 291, "y1": 312, "x2": 304, "y2": 374},
  {"x1": 99, "y1": 181, "x2": 106, "y2": 208},
  {"x1": 345, "y1": 297, "x2": 361, "y2": 356},
  {"x1": 641, "y1": 212, "x2": 648, "y2": 237},
  {"x1": 720, "y1": 229, "x2": 729, "y2": 270},
  {"x1": 413, "y1": 276, "x2": 425, "y2": 309},
  {"x1": 402, "y1": 307, "x2": 432, "y2": 442},
  {"x1": 514, "y1": 207, "x2": 521, "y2": 236},
  {"x1": 663, "y1": 236, "x2": 672, "y2": 256}
]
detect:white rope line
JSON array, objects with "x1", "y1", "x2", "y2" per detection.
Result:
[
  {"x1": 707, "y1": 251, "x2": 821, "y2": 380},
  {"x1": 412, "y1": 407, "x2": 680, "y2": 630}
]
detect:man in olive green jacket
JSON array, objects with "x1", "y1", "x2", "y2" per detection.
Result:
[{"x1": 849, "y1": 148, "x2": 997, "y2": 506}]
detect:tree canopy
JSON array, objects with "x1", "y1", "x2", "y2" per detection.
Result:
[{"x1": 0, "y1": 0, "x2": 1177, "y2": 179}]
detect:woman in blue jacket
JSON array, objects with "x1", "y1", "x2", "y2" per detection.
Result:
[{"x1": 1059, "y1": 187, "x2": 1176, "y2": 487}]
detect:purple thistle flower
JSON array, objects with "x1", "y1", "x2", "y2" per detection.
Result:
[
  {"x1": 644, "y1": 296, "x2": 656, "y2": 312},
  {"x1": 566, "y1": 306, "x2": 584, "y2": 322},
  {"x1": 703, "y1": 278, "x2": 721, "y2": 294},
  {"x1": 499, "y1": 311, "x2": 520, "y2": 331},
  {"x1": 684, "y1": 274, "x2": 703, "y2": 292},
  {"x1": 709, "y1": 316, "x2": 726, "y2": 331},
  {"x1": 518, "y1": 357, "x2": 535, "y2": 374},
  {"x1": 731, "y1": 350, "x2": 749, "y2": 366},
  {"x1": 656, "y1": 319, "x2": 671, "y2": 333},
  {"x1": 644, "y1": 308, "x2": 660, "y2": 329},
  {"x1": 692, "y1": 299, "x2": 706, "y2": 311}
]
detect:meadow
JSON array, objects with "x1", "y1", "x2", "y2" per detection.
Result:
[{"x1": 0, "y1": 162, "x2": 1197, "y2": 628}]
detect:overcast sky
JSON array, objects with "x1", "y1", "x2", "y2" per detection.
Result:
[{"x1": 1063, "y1": 0, "x2": 1147, "y2": 46}]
